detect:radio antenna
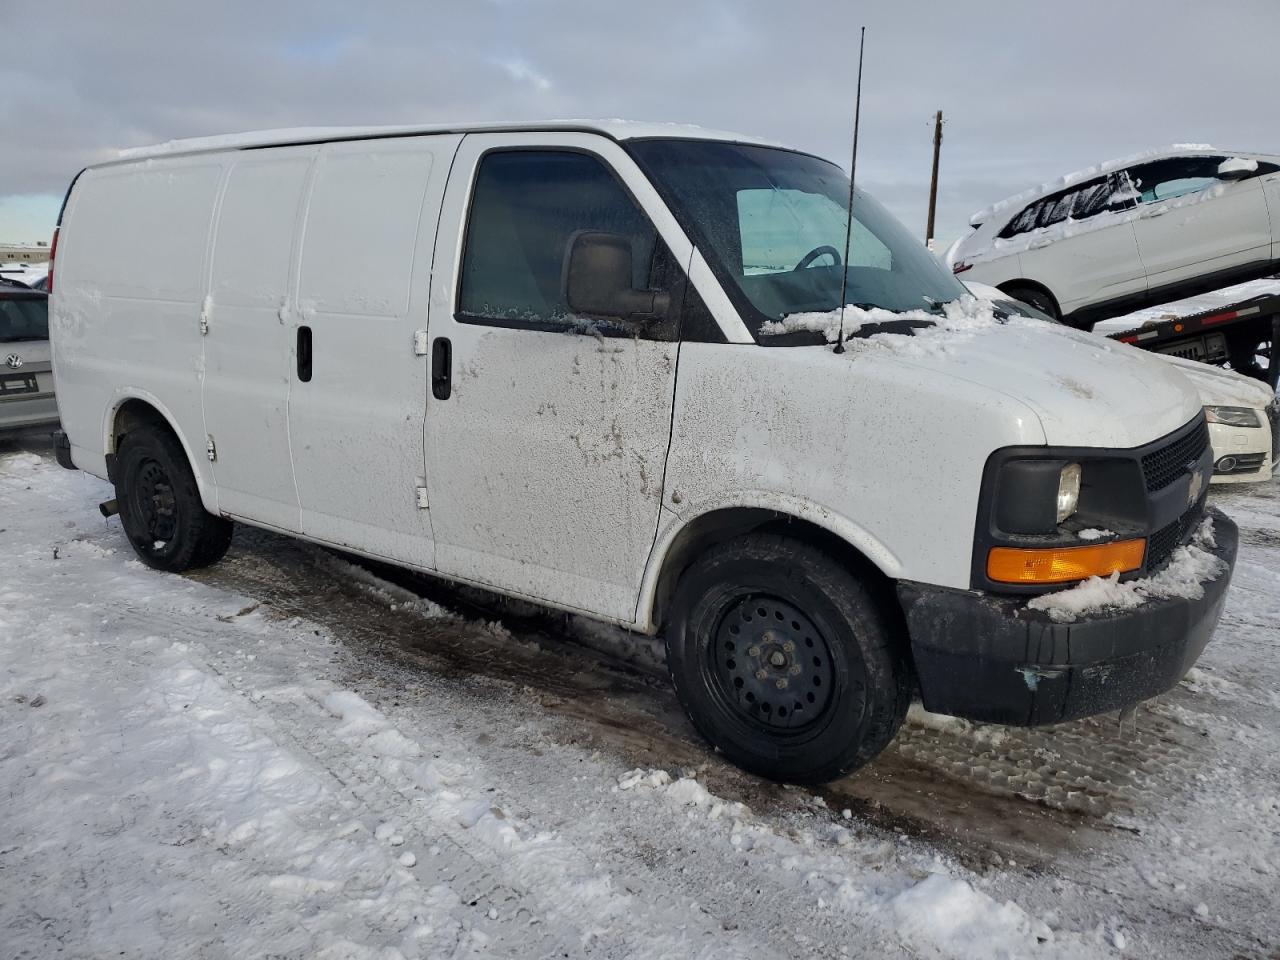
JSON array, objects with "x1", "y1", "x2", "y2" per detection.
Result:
[{"x1": 833, "y1": 25, "x2": 866, "y2": 355}]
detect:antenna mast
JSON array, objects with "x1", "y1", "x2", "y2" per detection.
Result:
[{"x1": 833, "y1": 25, "x2": 866, "y2": 355}]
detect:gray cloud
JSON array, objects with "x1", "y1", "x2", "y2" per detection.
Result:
[{"x1": 3, "y1": 0, "x2": 1277, "y2": 244}]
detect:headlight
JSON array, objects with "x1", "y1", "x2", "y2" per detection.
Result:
[
  {"x1": 1056, "y1": 462, "x2": 1081, "y2": 524},
  {"x1": 1204, "y1": 405, "x2": 1262, "y2": 428}
]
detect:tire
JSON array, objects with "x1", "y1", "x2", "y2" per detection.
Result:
[
  {"x1": 1000, "y1": 283, "x2": 1060, "y2": 322},
  {"x1": 1226, "y1": 332, "x2": 1277, "y2": 389},
  {"x1": 665, "y1": 533, "x2": 911, "y2": 784},
  {"x1": 114, "y1": 425, "x2": 233, "y2": 572}
]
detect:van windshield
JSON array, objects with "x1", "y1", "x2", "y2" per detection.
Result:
[
  {"x1": 627, "y1": 139, "x2": 967, "y2": 341},
  {"x1": 0, "y1": 296, "x2": 49, "y2": 342}
]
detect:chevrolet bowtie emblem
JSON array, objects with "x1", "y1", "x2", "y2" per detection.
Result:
[{"x1": 1186, "y1": 464, "x2": 1204, "y2": 506}]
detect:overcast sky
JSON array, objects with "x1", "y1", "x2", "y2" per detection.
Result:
[{"x1": 3, "y1": 0, "x2": 1277, "y2": 250}]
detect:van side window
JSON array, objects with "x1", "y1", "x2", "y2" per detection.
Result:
[{"x1": 458, "y1": 150, "x2": 677, "y2": 337}]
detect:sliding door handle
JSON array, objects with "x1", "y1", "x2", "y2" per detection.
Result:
[
  {"x1": 431, "y1": 337, "x2": 451, "y2": 400},
  {"x1": 297, "y1": 325, "x2": 312, "y2": 382}
]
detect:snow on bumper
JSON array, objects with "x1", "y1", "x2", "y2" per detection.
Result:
[{"x1": 896, "y1": 507, "x2": 1238, "y2": 726}]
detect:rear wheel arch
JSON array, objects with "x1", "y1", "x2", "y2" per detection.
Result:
[{"x1": 106, "y1": 396, "x2": 213, "y2": 510}]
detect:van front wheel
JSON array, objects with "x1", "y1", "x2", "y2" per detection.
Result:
[
  {"x1": 115, "y1": 426, "x2": 233, "y2": 572},
  {"x1": 665, "y1": 534, "x2": 910, "y2": 784}
]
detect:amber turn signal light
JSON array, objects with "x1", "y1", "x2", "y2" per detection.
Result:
[{"x1": 986, "y1": 539, "x2": 1146, "y2": 585}]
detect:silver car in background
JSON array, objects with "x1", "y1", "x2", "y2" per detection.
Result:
[{"x1": 0, "y1": 278, "x2": 57, "y2": 435}]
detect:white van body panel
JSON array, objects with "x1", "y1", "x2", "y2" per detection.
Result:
[
  {"x1": 290, "y1": 135, "x2": 460, "y2": 569},
  {"x1": 655, "y1": 342, "x2": 1046, "y2": 597},
  {"x1": 52, "y1": 156, "x2": 225, "y2": 500},
  {"x1": 204, "y1": 146, "x2": 316, "y2": 528}
]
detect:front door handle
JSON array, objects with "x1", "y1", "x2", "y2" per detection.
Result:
[
  {"x1": 297, "y1": 326, "x2": 313, "y2": 382},
  {"x1": 431, "y1": 337, "x2": 451, "y2": 400}
]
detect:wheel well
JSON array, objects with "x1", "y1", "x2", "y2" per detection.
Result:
[
  {"x1": 996, "y1": 279, "x2": 1059, "y2": 313},
  {"x1": 111, "y1": 398, "x2": 176, "y2": 453},
  {"x1": 650, "y1": 509, "x2": 897, "y2": 634}
]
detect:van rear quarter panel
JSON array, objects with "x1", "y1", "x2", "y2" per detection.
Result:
[
  {"x1": 655, "y1": 343, "x2": 1045, "y2": 600},
  {"x1": 53, "y1": 157, "x2": 226, "y2": 499}
]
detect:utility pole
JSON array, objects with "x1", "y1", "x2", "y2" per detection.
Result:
[{"x1": 925, "y1": 110, "x2": 943, "y2": 250}]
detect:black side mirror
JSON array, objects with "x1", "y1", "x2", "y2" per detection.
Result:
[{"x1": 562, "y1": 231, "x2": 670, "y2": 324}]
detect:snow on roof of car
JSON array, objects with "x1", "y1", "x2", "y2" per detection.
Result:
[
  {"x1": 113, "y1": 120, "x2": 784, "y2": 163},
  {"x1": 967, "y1": 143, "x2": 1223, "y2": 228}
]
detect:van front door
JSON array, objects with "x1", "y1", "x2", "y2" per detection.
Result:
[
  {"x1": 424, "y1": 133, "x2": 690, "y2": 622},
  {"x1": 287, "y1": 136, "x2": 460, "y2": 568}
]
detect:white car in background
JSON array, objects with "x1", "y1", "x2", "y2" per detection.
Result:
[
  {"x1": 949, "y1": 146, "x2": 1280, "y2": 331},
  {"x1": 967, "y1": 281, "x2": 1277, "y2": 483}
]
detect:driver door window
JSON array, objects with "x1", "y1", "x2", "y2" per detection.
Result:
[{"x1": 458, "y1": 150, "x2": 677, "y2": 338}]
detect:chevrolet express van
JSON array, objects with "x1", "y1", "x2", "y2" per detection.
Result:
[{"x1": 49, "y1": 122, "x2": 1238, "y2": 783}]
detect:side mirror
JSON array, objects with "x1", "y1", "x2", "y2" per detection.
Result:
[
  {"x1": 562, "y1": 231, "x2": 670, "y2": 324},
  {"x1": 1217, "y1": 157, "x2": 1258, "y2": 181}
]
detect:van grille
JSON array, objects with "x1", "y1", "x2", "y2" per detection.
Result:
[
  {"x1": 1140, "y1": 419, "x2": 1210, "y2": 493},
  {"x1": 1146, "y1": 496, "x2": 1207, "y2": 572}
]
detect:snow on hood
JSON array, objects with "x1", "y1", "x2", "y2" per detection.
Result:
[
  {"x1": 1159, "y1": 355, "x2": 1277, "y2": 408},
  {"x1": 762, "y1": 297, "x2": 1202, "y2": 447}
]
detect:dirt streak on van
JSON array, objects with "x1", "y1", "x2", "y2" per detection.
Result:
[{"x1": 50, "y1": 120, "x2": 1237, "y2": 783}]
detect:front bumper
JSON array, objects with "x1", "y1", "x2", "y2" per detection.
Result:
[{"x1": 897, "y1": 507, "x2": 1238, "y2": 726}]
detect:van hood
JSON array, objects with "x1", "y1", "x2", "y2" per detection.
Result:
[{"x1": 856, "y1": 319, "x2": 1203, "y2": 448}]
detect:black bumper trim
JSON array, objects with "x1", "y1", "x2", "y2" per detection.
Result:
[
  {"x1": 898, "y1": 507, "x2": 1237, "y2": 726},
  {"x1": 52, "y1": 430, "x2": 76, "y2": 471}
]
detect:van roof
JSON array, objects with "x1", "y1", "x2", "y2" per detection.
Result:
[{"x1": 113, "y1": 120, "x2": 785, "y2": 163}]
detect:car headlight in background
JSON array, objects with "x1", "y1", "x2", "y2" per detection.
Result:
[
  {"x1": 1056, "y1": 462, "x2": 1081, "y2": 523},
  {"x1": 1204, "y1": 405, "x2": 1262, "y2": 428}
]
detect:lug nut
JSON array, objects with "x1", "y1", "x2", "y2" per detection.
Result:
[
  {"x1": 789, "y1": 664, "x2": 802, "y2": 676},
  {"x1": 761, "y1": 631, "x2": 774, "y2": 644},
  {"x1": 782, "y1": 641, "x2": 795, "y2": 653},
  {"x1": 748, "y1": 646, "x2": 761, "y2": 657},
  {"x1": 755, "y1": 669, "x2": 768, "y2": 681},
  {"x1": 775, "y1": 678, "x2": 788, "y2": 690}
]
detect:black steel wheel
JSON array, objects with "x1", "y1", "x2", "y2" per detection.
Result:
[
  {"x1": 708, "y1": 595, "x2": 836, "y2": 733},
  {"x1": 666, "y1": 533, "x2": 911, "y2": 784},
  {"x1": 115, "y1": 424, "x2": 233, "y2": 572}
]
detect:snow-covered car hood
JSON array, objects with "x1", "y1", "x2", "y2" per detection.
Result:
[
  {"x1": 1157, "y1": 354, "x2": 1276, "y2": 409},
  {"x1": 849, "y1": 319, "x2": 1203, "y2": 449}
]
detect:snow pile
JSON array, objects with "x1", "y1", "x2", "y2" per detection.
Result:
[
  {"x1": 1076, "y1": 528, "x2": 1115, "y2": 541},
  {"x1": 890, "y1": 873, "x2": 1054, "y2": 959},
  {"x1": 760, "y1": 295, "x2": 1013, "y2": 356},
  {"x1": 1217, "y1": 156, "x2": 1259, "y2": 176},
  {"x1": 1029, "y1": 517, "x2": 1226, "y2": 623}
]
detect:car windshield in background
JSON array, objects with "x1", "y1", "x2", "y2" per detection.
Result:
[
  {"x1": 0, "y1": 296, "x2": 50, "y2": 341},
  {"x1": 627, "y1": 139, "x2": 968, "y2": 340}
]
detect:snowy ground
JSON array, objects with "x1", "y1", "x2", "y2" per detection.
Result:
[{"x1": 2, "y1": 438, "x2": 1279, "y2": 959}]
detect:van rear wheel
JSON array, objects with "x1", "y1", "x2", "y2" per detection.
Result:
[
  {"x1": 115, "y1": 425, "x2": 233, "y2": 572},
  {"x1": 665, "y1": 533, "x2": 910, "y2": 784}
]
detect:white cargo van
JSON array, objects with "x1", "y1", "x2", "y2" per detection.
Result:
[{"x1": 49, "y1": 122, "x2": 1238, "y2": 783}]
